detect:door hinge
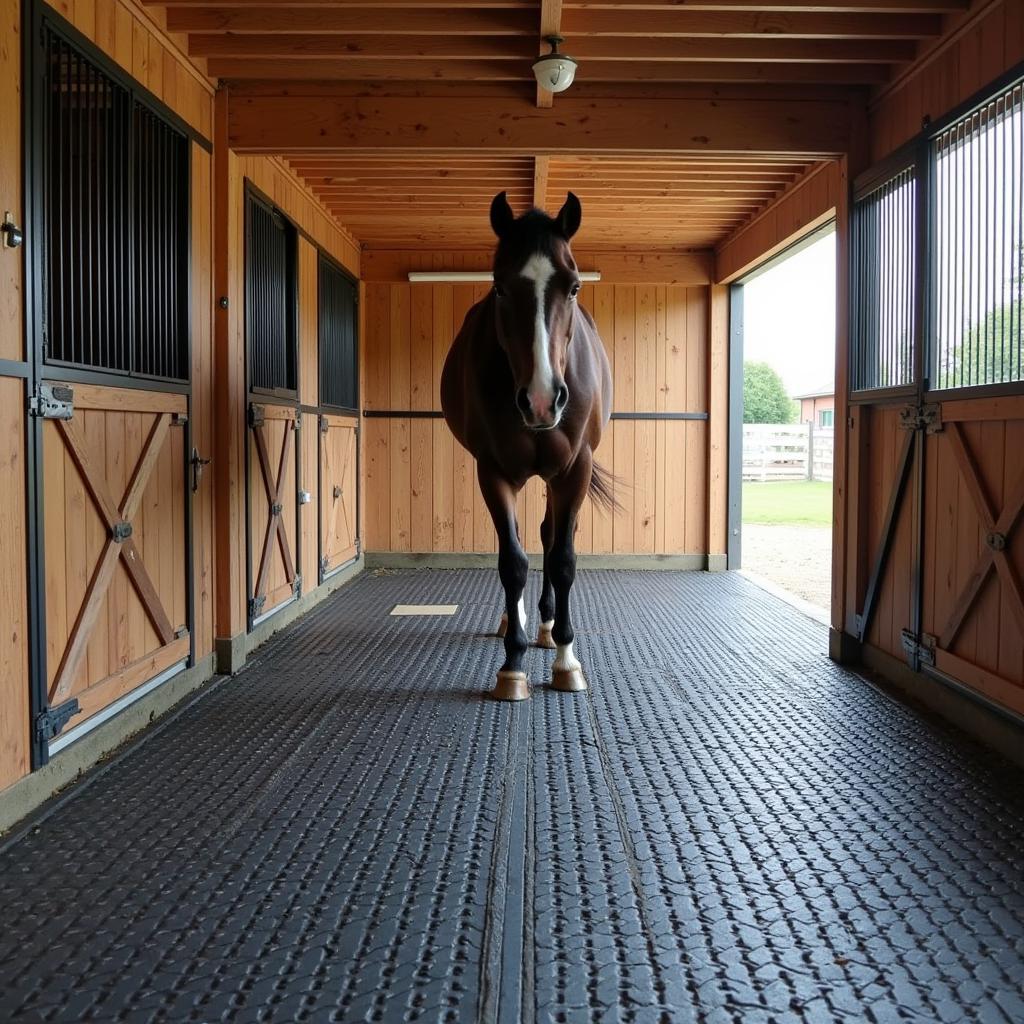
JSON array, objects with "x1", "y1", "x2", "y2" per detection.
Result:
[
  {"x1": 171, "y1": 412, "x2": 188, "y2": 427},
  {"x1": 293, "y1": 575, "x2": 303, "y2": 597},
  {"x1": 191, "y1": 447, "x2": 211, "y2": 493},
  {"x1": 319, "y1": 555, "x2": 329, "y2": 577},
  {"x1": 320, "y1": 415, "x2": 330, "y2": 435},
  {"x1": 36, "y1": 698, "x2": 81, "y2": 743},
  {"x1": 248, "y1": 595, "x2": 266, "y2": 620},
  {"x1": 900, "y1": 629, "x2": 935, "y2": 669},
  {"x1": 29, "y1": 382, "x2": 74, "y2": 420},
  {"x1": 248, "y1": 404, "x2": 265, "y2": 429}
]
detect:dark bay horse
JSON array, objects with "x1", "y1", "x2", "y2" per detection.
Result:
[{"x1": 440, "y1": 192, "x2": 615, "y2": 701}]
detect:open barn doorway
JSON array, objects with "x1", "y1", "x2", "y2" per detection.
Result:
[{"x1": 729, "y1": 224, "x2": 837, "y2": 618}]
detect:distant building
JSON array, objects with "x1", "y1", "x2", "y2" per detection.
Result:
[{"x1": 794, "y1": 387, "x2": 835, "y2": 428}]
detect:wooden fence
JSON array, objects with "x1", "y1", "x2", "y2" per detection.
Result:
[{"x1": 743, "y1": 423, "x2": 834, "y2": 482}]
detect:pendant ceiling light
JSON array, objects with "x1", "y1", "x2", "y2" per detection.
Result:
[{"x1": 532, "y1": 36, "x2": 578, "y2": 94}]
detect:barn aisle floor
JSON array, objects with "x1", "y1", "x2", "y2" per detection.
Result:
[{"x1": 1, "y1": 569, "x2": 1022, "y2": 1023}]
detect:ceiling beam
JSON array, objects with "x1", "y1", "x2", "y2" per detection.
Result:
[
  {"x1": 211, "y1": 59, "x2": 892, "y2": 84},
  {"x1": 533, "y1": 156, "x2": 550, "y2": 208},
  {"x1": 227, "y1": 93, "x2": 854, "y2": 157},
  {"x1": 168, "y1": 8, "x2": 534, "y2": 33},
  {"x1": 156, "y1": 0, "x2": 965, "y2": 11},
  {"x1": 192, "y1": 33, "x2": 918, "y2": 60},
  {"x1": 537, "y1": 0, "x2": 563, "y2": 108}
]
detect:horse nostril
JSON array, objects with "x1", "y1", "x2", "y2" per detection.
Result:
[
  {"x1": 555, "y1": 384, "x2": 569, "y2": 411},
  {"x1": 516, "y1": 388, "x2": 531, "y2": 415}
]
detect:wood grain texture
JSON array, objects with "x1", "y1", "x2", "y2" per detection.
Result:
[
  {"x1": 869, "y1": 0, "x2": 1024, "y2": 162},
  {"x1": 363, "y1": 271, "x2": 712, "y2": 556}
]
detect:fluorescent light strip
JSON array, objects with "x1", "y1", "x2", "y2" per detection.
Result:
[{"x1": 407, "y1": 271, "x2": 601, "y2": 283}]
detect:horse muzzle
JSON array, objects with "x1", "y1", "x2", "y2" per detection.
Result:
[{"x1": 516, "y1": 384, "x2": 568, "y2": 430}]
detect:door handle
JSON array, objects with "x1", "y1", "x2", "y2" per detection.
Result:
[{"x1": 191, "y1": 447, "x2": 211, "y2": 492}]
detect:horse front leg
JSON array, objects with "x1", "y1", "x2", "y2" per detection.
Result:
[
  {"x1": 536, "y1": 493, "x2": 556, "y2": 650},
  {"x1": 548, "y1": 452, "x2": 592, "y2": 693},
  {"x1": 478, "y1": 463, "x2": 531, "y2": 701}
]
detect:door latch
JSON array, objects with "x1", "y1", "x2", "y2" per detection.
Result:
[
  {"x1": 2, "y1": 211, "x2": 23, "y2": 249},
  {"x1": 191, "y1": 447, "x2": 211, "y2": 492}
]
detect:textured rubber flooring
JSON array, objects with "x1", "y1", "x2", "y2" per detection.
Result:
[{"x1": 1, "y1": 569, "x2": 1023, "y2": 1023}]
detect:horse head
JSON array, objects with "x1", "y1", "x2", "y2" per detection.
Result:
[{"x1": 489, "y1": 191, "x2": 583, "y2": 430}]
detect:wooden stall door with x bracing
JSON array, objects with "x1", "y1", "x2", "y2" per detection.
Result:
[
  {"x1": 920, "y1": 400, "x2": 1024, "y2": 715},
  {"x1": 42, "y1": 384, "x2": 190, "y2": 728},
  {"x1": 320, "y1": 414, "x2": 359, "y2": 580},
  {"x1": 248, "y1": 404, "x2": 300, "y2": 624}
]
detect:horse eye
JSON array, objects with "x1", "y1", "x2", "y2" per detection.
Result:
[{"x1": 570, "y1": 283, "x2": 580, "y2": 299}]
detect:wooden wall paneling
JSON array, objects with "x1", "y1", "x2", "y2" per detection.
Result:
[
  {"x1": 364, "y1": 284, "x2": 390, "y2": 552},
  {"x1": 869, "y1": 0, "x2": 1024, "y2": 163},
  {"x1": 191, "y1": 144, "x2": 214, "y2": 660},
  {"x1": 213, "y1": 96, "x2": 246, "y2": 643},
  {"x1": 633, "y1": 285, "x2": 657, "y2": 555},
  {"x1": 432, "y1": 285, "x2": 454, "y2": 552},
  {"x1": 320, "y1": 414, "x2": 358, "y2": 576},
  {"x1": 612, "y1": 286, "x2": 635, "y2": 554},
  {"x1": 574, "y1": 286, "x2": 596, "y2": 557},
  {"x1": 389, "y1": 285, "x2": 411, "y2": 552},
  {"x1": 0, "y1": 376, "x2": 29, "y2": 791},
  {"x1": 715, "y1": 163, "x2": 840, "y2": 284},
  {"x1": 684, "y1": 289, "x2": 708, "y2": 553},
  {"x1": 410, "y1": 285, "x2": 433, "y2": 553}
]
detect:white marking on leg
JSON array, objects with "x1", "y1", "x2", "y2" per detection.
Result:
[
  {"x1": 519, "y1": 253, "x2": 556, "y2": 419},
  {"x1": 554, "y1": 640, "x2": 581, "y2": 672},
  {"x1": 541, "y1": 619, "x2": 554, "y2": 631},
  {"x1": 517, "y1": 595, "x2": 527, "y2": 630}
]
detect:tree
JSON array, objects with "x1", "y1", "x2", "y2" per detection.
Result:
[
  {"x1": 743, "y1": 361, "x2": 796, "y2": 424},
  {"x1": 936, "y1": 299, "x2": 1021, "y2": 389}
]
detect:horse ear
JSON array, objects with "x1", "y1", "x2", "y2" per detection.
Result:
[
  {"x1": 490, "y1": 192, "x2": 515, "y2": 239},
  {"x1": 555, "y1": 192, "x2": 582, "y2": 239}
]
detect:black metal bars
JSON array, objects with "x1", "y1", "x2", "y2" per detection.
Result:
[
  {"x1": 40, "y1": 26, "x2": 188, "y2": 381},
  {"x1": 318, "y1": 255, "x2": 358, "y2": 412},
  {"x1": 246, "y1": 194, "x2": 298, "y2": 395}
]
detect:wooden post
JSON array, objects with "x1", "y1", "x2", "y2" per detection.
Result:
[
  {"x1": 807, "y1": 419, "x2": 815, "y2": 481},
  {"x1": 707, "y1": 284, "x2": 729, "y2": 570},
  {"x1": 213, "y1": 88, "x2": 248, "y2": 669}
]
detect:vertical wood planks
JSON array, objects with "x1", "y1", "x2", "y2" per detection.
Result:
[
  {"x1": 0, "y1": 376, "x2": 29, "y2": 790},
  {"x1": 362, "y1": 273, "x2": 714, "y2": 558}
]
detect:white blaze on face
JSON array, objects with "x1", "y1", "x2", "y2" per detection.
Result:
[{"x1": 519, "y1": 253, "x2": 557, "y2": 418}]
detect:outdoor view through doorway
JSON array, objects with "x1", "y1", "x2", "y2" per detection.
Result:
[{"x1": 738, "y1": 228, "x2": 836, "y2": 615}]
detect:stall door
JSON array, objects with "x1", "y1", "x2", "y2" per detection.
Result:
[
  {"x1": 41, "y1": 384, "x2": 189, "y2": 731},
  {"x1": 920, "y1": 402, "x2": 1024, "y2": 715},
  {"x1": 248, "y1": 403, "x2": 300, "y2": 624},
  {"x1": 320, "y1": 414, "x2": 359, "y2": 580}
]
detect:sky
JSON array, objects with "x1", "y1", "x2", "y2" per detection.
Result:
[{"x1": 741, "y1": 229, "x2": 836, "y2": 398}]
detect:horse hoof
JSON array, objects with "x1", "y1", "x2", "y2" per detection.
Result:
[
  {"x1": 551, "y1": 666, "x2": 588, "y2": 692},
  {"x1": 496, "y1": 612, "x2": 508, "y2": 638},
  {"x1": 491, "y1": 670, "x2": 530, "y2": 702}
]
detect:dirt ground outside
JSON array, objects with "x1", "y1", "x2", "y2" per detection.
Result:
[{"x1": 742, "y1": 524, "x2": 832, "y2": 612}]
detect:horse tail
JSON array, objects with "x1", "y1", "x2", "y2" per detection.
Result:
[{"x1": 588, "y1": 460, "x2": 626, "y2": 516}]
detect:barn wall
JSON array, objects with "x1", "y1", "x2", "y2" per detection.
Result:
[
  {"x1": 869, "y1": 0, "x2": 1024, "y2": 163},
  {"x1": 214, "y1": 145, "x2": 361, "y2": 647},
  {"x1": 361, "y1": 251, "x2": 723, "y2": 562},
  {"x1": 0, "y1": 0, "x2": 29, "y2": 792},
  {"x1": 846, "y1": 5, "x2": 1024, "y2": 720},
  {"x1": 714, "y1": 162, "x2": 842, "y2": 284}
]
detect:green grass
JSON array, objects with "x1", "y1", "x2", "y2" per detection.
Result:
[{"x1": 742, "y1": 480, "x2": 833, "y2": 527}]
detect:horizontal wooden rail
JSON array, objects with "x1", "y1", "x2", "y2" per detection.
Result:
[{"x1": 362, "y1": 410, "x2": 709, "y2": 420}]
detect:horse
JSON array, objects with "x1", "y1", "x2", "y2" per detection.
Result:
[{"x1": 440, "y1": 191, "x2": 615, "y2": 701}]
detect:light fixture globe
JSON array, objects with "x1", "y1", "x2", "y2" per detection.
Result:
[{"x1": 533, "y1": 36, "x2": 577, "y2": 93}]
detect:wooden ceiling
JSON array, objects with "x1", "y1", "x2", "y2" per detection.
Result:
[
  {"x1": 148, "y1": 0, "x2": 965, "y2": 250},
  {"x1": 281, "y1": 152, "x2": 821, "y2": 248}
]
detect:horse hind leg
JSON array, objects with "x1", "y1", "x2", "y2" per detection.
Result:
[
  {"x1": 536, "y1": 502, "x2": 556, "y2": 649},
  {"x1": 548, "y1": 458, "x2": 590, "y2": 693}
]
